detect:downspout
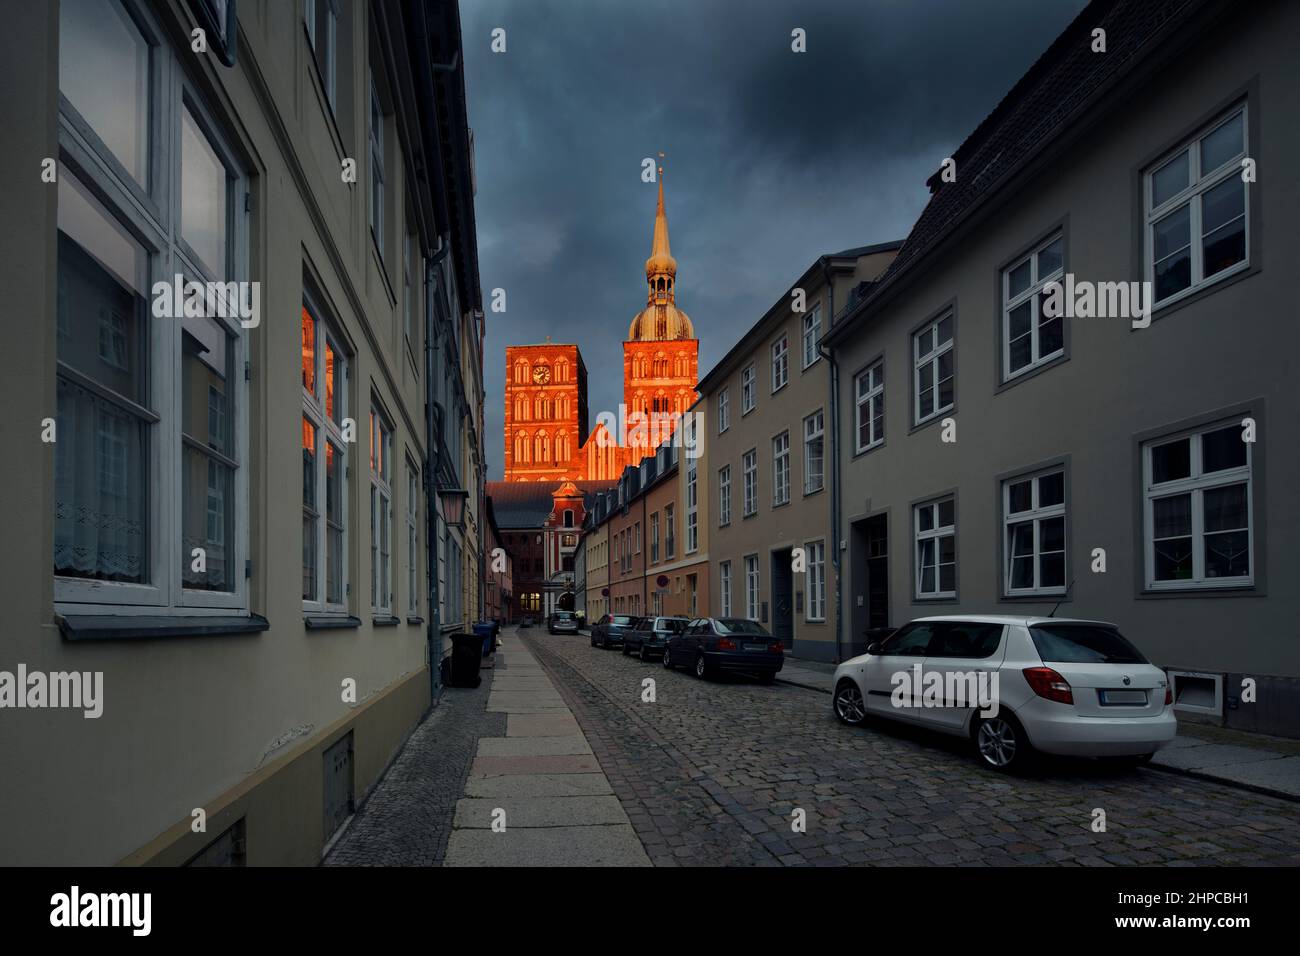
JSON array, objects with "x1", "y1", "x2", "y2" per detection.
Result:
[
  {"x1": 817, "y1": 258, "x2": 842, "y2": 664},
  {"x1": 642, "y1": 492, "x2": 648, "y2": 614},
  {"x1": 425, "y1": 238, "x2": 452, "y2": 695}
]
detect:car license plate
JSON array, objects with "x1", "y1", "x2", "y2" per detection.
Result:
[
  {"x1": 1099, "y1": 689, "x2": 1146, "y2": 705},
  {"x1": 743, "y1": 643, "x2": 768, "y2": 651}
]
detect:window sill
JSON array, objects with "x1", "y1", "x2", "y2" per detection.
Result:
[
  {"x1": 1138, "y1": 584, "x2": 1259, "y2": 599},
  {"x1": 58, "y1": 613, "x2": 270, "y2": 642},
  {"x1": 373, "y1": 615, "x2": 401, "y2": 627},
  {"x1": 803, "y1": 485, "x2": 825, "y2": 498},
  {"x1": 406, "y1": 616, "x2": 425, "y2": 625},
  {"x1": 305, "y1": 615, "x2": 362, "y2": 630}
]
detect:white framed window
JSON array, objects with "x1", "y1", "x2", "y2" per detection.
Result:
[
  {"x1": 742, "y1": 449, "x2": 757, "y2": 517},
  {"x1": 686, "y1": 446, "x2": 698, "y2": 554},
  {"x1": 771, "y1": 334, "x2": 788, "y2": 392},
  {"x1": 854, "y1": 361, "x2": 884, "y2": 453},
  {"x1": 741, "y1": 364, "x2": 756, "y2": 414},
  {"x1": 370, "y1": 405, "x2": 394, "y2": 614},
  {"x1": 718, "y1": 465, "x2": 731, "y2": 527},
  {"x1": 914, "y1": 497, "x2": 956, "y2": 599},
  {"x1": 803, "y1": 410, "x2": 824, "y2": 494},
  {"x1": 1145, "y1": 106, "x2": 1248, "y2": 309},
  {"x1": 369, "y1": 71, "x2": 386, "y2": 260},
  {"x1": 913, "y1": 312, "x2": 954, "y2": 424},
  {"x1": 806, "y1": 540, "x2": 826, "y2": 622},
  {"x1": 55, "y1": 2, "x2": 249, "y2": 614},
  {"x1": 717, "y1": 387, "x2": 729, "y2": 433},
  {"x1": 664, "y1": 503, "x2": 675, "y2": 559},
  {"x1": 301, "y1": 293, "x2": 349, "y2": 612},
  {"x1": 650, "y1": 512, "x2": 659, "y2": 563},
  {"x1": 802, "y1": 305, "x2": 821, "y2": 369},
  {"x1": 635, "y1": 521, "x2": 641, "y2": 553},
  {"x1": 1143, "y1": 421, "x2": 1252, "y2": 589},
  {"x1": 1003, "y1": 468, "x2": 1066, "y2": 596},
  {"x1": 744, "y1": 554, "x2": 760, "y2": 621},
  {"x1": 304, "y1": 0, "x2": 339, "y2": 111},
  {"x1": 407, "y1": 460, "x2": 419, "y2": 616},
  {"x1": 772, "y1": 431, "x2": 790, "y2": 506},
  {"x1": 719, "y1": 560, "x2": 732, "y2": 617},
  {"x1": 1002, "y1": 232, "x2": 1064, "y2": 380}
]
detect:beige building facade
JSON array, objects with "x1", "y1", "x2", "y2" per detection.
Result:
[
  {"x1": 0, "y1": 0, "x2": 482, "y2": 864},
  {"x1": 697, "y1": 246, "x2": 898, "y2": 661}
]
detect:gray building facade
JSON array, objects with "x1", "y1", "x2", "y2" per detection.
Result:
[{"x1": 825, "y1": 0, "x2": 1300, "y2": 736}]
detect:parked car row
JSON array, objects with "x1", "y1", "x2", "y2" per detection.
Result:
[
  {"x1": 588, "y1": 613, "x2": 785, "y2": 682},
  {"x1": 566, "y1": 610, "x2": 1176, "y2": 774}
]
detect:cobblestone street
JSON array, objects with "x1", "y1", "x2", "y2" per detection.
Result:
[{"x1": 520, "y1": 631, "x2": 1300, "y2": 867}]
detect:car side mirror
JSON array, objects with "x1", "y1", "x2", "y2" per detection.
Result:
[{"x1": 866, "y1": 642, "x2": 882, "y2": 655}]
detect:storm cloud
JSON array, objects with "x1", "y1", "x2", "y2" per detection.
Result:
[{"x1": 461, "y1": 0, "x2": 1089, "y2": 475}]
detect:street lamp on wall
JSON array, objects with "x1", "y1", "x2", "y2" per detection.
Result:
[{"x1": 440, "y1": 488, "x2": 469, "y2": 529}]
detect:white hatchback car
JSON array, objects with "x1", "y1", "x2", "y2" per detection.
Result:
[{"x1": 831, "y1": 615, "x2": 1176, "y2": 771}]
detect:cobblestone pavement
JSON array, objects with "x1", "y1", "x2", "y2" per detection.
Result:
[
  {"x1": 324, "y1": 674, "x2": 503, "y2": 866},
  {"x1": 522, "y1": 633, "x2": 1300, "y2": 867}
]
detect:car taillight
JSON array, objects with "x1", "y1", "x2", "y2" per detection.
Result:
[
  {"x1": 1023, "y1": 667, "x2": 1073, "y2": 704},
  {"x1": 771, "y1": 642, "x2": 784, "y2": 653},
  {"x1": 718, "y1": 638, "x2": 737, "y2": 651},
  {"x1": 1164, "y1": 684, "x2": 1173, "y2": 706}
]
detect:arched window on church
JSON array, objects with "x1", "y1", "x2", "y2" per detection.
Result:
[
  {"x1": 514, "y1": 431, "x2": 529, "y2": 463},
  {"x1": 555, "y1": 358, "x2": 569, "y2": 382},
  {"x1": 514, "y1": 359, "x2": 529, "y2": 384}
]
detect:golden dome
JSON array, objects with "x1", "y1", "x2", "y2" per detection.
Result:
[{"x1": 628, "y1": 303, "x2": 694, "y2": 341}]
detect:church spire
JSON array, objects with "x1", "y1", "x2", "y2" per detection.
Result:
[{"x1": 644, "y1": 158, "x2": 677, "y2": 306}]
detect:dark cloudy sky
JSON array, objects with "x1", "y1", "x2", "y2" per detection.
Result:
[{"x1": 461, "y1": 0, "x2": 1089, "y2": 477}]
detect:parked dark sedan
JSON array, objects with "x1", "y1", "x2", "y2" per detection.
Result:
[
  {"x1": 591, "y1": 613, "x2": 638, "y2": 649},
  {"x1": 663, "y1": 618, "x2": 785, "y2": 682},
  {"x1": 622, "y1": 615, "x2": 689, "y2": 661}
]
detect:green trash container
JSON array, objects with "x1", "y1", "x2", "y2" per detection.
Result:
[{"x1": 450, "y1": 633, "x2": 483, "y2": 688}]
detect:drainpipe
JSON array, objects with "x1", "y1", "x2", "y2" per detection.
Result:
[
  {"x1": 425, "y1": 238, "x2": 452, "y2": 696},
  {"x1": 642, "y1": 492, "x2": 648, "y2": 615},
  {"x1": 817, "y1": 258, "x2": 842, "y2": 664}
]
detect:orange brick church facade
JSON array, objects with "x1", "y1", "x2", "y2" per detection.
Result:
[{"x1": 503, "y1": 169, "x2": 698, "y2": 482}]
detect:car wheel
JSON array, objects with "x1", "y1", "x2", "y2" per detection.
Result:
[
  {"x1": 974, "y1": 714, "x2": 1030, "y2": 772},
  {"x1": 834, "y1": 679, "x2": 867, "y2": 725},
  {"x1": 621, "y1": 642, "x2": 630, "y2": 656},
  {"x1": 758, "y1": 672, "x2": 775, "y2": 685},
  {"x1": 662, "y1": 647, "x2": 673, "y2": 670},
  {"x1": 639, "y1": 644, "x2": 649, "y2": 662},
  {"x1": 590, "y1": 634, "x2": 597, "y2": 647},
  {"x1": 694, "y1": 653, "x2": 709, "y2": 680}
]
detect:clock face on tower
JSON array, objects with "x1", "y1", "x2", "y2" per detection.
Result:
[{"x1": 532, "y1": 365, "x2": 551, "y2": 385}]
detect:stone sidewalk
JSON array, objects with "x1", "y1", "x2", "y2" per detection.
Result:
[{"x1": 443, "y1": 631, "x2": 650, "y2": 866}]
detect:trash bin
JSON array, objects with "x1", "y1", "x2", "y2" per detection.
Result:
[
  {"x1": 449, "y1": 633, "x2": 484, "y2": 688},
  {"x1": 473, "y1": 621, "x2": 496, "y2": 658}
]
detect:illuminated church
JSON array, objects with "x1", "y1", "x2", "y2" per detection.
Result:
[{"x1": 502, "y1": 166, "x2": 699, "y2": 482}]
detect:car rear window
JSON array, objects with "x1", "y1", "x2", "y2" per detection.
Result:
[
  {"x1": 612, "y1": 615, "x2": 635, "y2": 625},
  {"x1": 554, "y1": 612, "x2": 574, "y2": 619},
  {"x1": 716, "y1": 618, "x2": 770, "y2": 636},
  {"x1": 656, "y1": 618, "x2": 687, "y2": 633},
  {"x1": 1029, "y1": 623, "x2": 1148, "y2": 664}
]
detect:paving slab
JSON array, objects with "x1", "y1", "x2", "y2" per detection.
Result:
[
  {"x1": 507, "y1": 715, "x2": 583, "y2": 737},
  {"x1": 1152, "y1": 742, "x2": 1286, "y2": 771},
  {"x1": 470, "y1": 753, "x2": 603, "y2": 777},
  {"x1": 486, "y1": 702, "x2": 573, "y2": 714},
  {"x1": 464, "y1": 772, "x2": 614, "y2": 800},
  {"x1": 452, "y1": 795, "x2": 630, "y2": 828},
  {"x1": 444, "y1": 824, "x2": 651, "y2": 866},
  {"x1": 477, "y1": 734, "x2": 593, "y2": 757},
  {"x1": 1206, "y1": 756, "x2": 1300, "y2": 798}
]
